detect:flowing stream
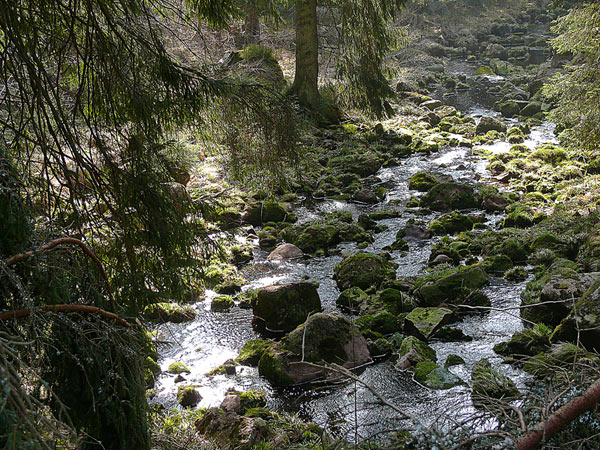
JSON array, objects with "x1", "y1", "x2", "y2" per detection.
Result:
[{"x1": 150, "y1": 59, "x2": 557, "y2": 441}]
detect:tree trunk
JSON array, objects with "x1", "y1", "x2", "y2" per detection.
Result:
[
  {"x1": 244, "y1": 0, "x2": 260, "y2": 44},
  {"x1": 291, "y1": 0, "x2": 320, "y2": 109}
]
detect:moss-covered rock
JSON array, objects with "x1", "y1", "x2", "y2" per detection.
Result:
[
  {"x1": 243, "y1": 199, "x2": 295, "y2": 226},
  {"x1": 408, "y1": 172, "x2": 446, "y2": 192},
  {"x1": 444, "y1": 354, "x2": 465, "y2": 368},
  {"x1": 258, "y1": 314, "x2": 371, "y2": 387},
  {"x1": 523, "y1": 343, "x2": 600, "y2": 378},
  {"x1": 396, "y1": 336, "x2": 436, "y2": 369},
  {"x1": 476, "y1": 116, "x2": 507, "y2": 135},
  {"x1": 211, "y1": 295, "x2": 234, "y2": 312},
  {"x1": 415, "y1": 363, "x2": 464, "y2": 390},
  {"x1": 471, "y1": 359, "x2": 519, "y2": 402},
  {"x1": 404, "y1": 307, "x2": 454, "y2": 340},
  {"x1": 415, "y1": 265, "x2": 488, "y2": 306},
  {"x1": 493, "y1": 323, "x2": 551, "y2": 358},
  {"x1": 252, "y1": 282, "x2": 321, "y2": 332},
  {"x1": 143, "y1": 302, "x2": 195, "y2": 323},
  {"x1": 236, "y1": 339, "x2": 271, "y2": 366},
  {"x1": 483, "y1": 254, "x2": 513, "y2": 274},
  {"x1": 521, "y1": 262, "x2": 592, "y2": 326},
  {"x1": 355, "y1": 311, "x2": 402, "y2": 335},
  {"x1": 420, "y1": 182, "x2": 478, "y2": 212},
  {"x1": 551, "y1": 275, "x2": 600, "y2": 351},
  {"x1": 168, "y1": 361, "x2": 191, "y2": 374},
  {"x1": 429, "y1": 211, "x2": 474, "y2": 235},
  {"x1": 334, "y1": 252, "x2": 397, "y2": 290},
  {"x1": 336, "y1": 286, "x2": 369, "y2": 312},
  {"x1": 177, "y1": 385, "x2": 201, "y2": 407}
]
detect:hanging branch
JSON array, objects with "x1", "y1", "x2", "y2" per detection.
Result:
[
  {"x1": 0, "y1": 304, "x2": 131, "y2": 328},
  {"x1": 3, "y1": 237, "x2": 116, "y2": 309},
  {"x1": 516, "y1": 377, "x2": 600, "y2": 450}
]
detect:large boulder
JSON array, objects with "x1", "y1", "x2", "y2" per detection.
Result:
[
  {"x1": 416, "y1": 265, "x2": 489, "y2": 306},
  {"x1": 420, "y1": 182, "x2": 478, "y2": 212},
  {"x1": 243, "y1": 200, "x2": 294, "y2": 226},
  {"x1": 408, "y1": 171, "x2": 452, "y2": 192},
  {"x1": 485, "y1": 43, "x2": 508, "y2": 60},
  {"x1": 334, "y1": 252, "x2": 397, "y2": 290},
  {"x1": 252, "y1": 282, "x2": 321, "y2": 332},
  {"x1": 267, "y1": 243, "x2": 303, "y2": 261},
  {"x1": 476, "y1": 116, "x2": 507, "y2": 135},
  {"x1": 404, "y1": 307, "x2": 454, "y2": 340},
  {"x1": 195, "y1": 407, "x2": 271, "y2": 450},
  {"x1": 522, "y1": 267, "x2": 596, "y2": 326},
  {"x1": 552, "y1": 276, "x2": 600, "y2": 351},
  {"x1": 258, "y1": 314, "x2": 371, "y2": 386}
]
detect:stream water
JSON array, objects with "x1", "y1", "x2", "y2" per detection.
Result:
[{"x1": 150, "y1": 59, "x2": 558, "y2": 442}]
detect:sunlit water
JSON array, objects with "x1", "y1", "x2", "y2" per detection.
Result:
[{"x1": 150, "y1": 57, "x2": 556, "y2": 441}]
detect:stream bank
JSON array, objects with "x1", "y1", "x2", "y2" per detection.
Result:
[{"x1": 149, "y1": 5, "x2": 600, "y2": 448}]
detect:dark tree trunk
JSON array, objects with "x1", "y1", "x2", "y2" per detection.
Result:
[
  {"x1": 291, "y1": 0, "x2": 320, "y2": 109},
  {"x1": 244, "y1": 0, "x2": 260, "y2": 44}
]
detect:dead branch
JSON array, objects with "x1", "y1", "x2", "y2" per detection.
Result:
[
  {"x1": 0, "y1": 305, "x2": 131, "y2": 328},
  {"x1": 3, "y1": 237, "x2": 115, "y2": 308},
  {"x1": 516, "y1": 377, "x2": 600, "y2": 450}
]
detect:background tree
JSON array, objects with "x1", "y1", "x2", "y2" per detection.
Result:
[{"x1": 291, "y1": 0, "x2": 408, "y2": 116}]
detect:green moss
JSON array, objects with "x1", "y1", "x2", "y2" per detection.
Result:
[
  {"x1": 143, "y1": 302, "x2": 195, "y2": 323},
  {"x1": 355, "y1": 311, "x2": 401, "y2": 335},
  {"x1": 429, "y1": 211, "x2": 474, "y2": 235},
  {"x1": 257, "y1": 346, "x2": 293, "y2": 387},
  {"x1": 211, "y1": 295, "x2": 234, "y2": 312},
  {"x1": 473, "y1": 65, "x2": 495, "y2": 75},
  {"x1": 493, "y1": 323, "x2": 551, "y2": 358},
  {"x1": 336, "y1": 286, "x2": 369, "y2": 312},
  {"x1": 420, "y1": 182, "x2": 477, "y2": 211},
  {"x1": 408, "y1": 172, "x2": 438, "y2": 192},
  {"x1": 471, "y1": 359, "x2": 519, "y2": 400},
  {"x1": 168, "y1": 361, "x2": 190, "y2": 374},
  {"x1": 177, "y1": 385, "x2": 201, "y2": 407},
  {"x1": 238, "y1": 390, "x2": 267, "y2": 413},
  {"x1": 236, "y1": 339, "x2": 271, "y2": 366},
  {"x1": 404, "y1": 307, "x2": 454, "y2": 340},
  {"x1": 399, "y1": 336, "x2": 436, "y2": 363},
  {"x1": 414, "y1": 361, "x2": 438, "y2": 383},
  {"x1": 415, "y1": 264, "x2": 488, "y2": 306},
  {"x1": 444, "y1": 354, "x2": 465, "y2": 368},
  {"x1": 483, "y1": 254, "x2": 513, "y2": 274},
  {"x1": 334, "y1": 252, "x2": 397, "y2": 290}
]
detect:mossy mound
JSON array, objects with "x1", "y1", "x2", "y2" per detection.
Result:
[
  {"x1": 236, "y1": 340, "x2": 271, "y2": 366},
  {"x1": 494, "y1": 323, "x2": 551, "y2": 358},
  {"x1": 211, "y1": 295, "x2": 234, "y2": 312},
  {"x1": 168, "y1": 361, "x2": 191, "y2": 374},
  {"x1": 355, "y1": 311, "x2": 402, "y2": 335},
  {"x1": 420, "y1": 182, "x2": 478, "y2": 212},
  {"x1": 334, "y1": 252, "x2": 397, "y2": 290},
  {"x1": 258, "y1": 313, "x2": 371, "y2": 387},
  {"x1": 429, "y1": 211, "x2": 474, "y2": 235},
  {"x1": 143, "y1": 302, "x2": 195, "y2": 323},
  {"x1": 404, "y1": 307, "x2": 454, "y2": 340},
  {"x1": 415, "y1": 264, "x2": 488, "y2": 306},
  {"x1": 336, "y1": 286, "x2": 369, "y2": 312},
  {"x1": 398, "y1": 336, "x2": 436, "y2": 366},
  {"x1": 177, "y1": 385, "x2": 201, "y2": 407},
  {"x1": 243, "y1": 199, "x2": 295, "y2": 226},
  {"x1": 408, "y1": 171, "x2": 444, "y2": 192}
]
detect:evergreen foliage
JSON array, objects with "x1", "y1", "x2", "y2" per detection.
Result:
[{"x1": 544, "y1": 2, "x2": 600, "y2": 150}]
